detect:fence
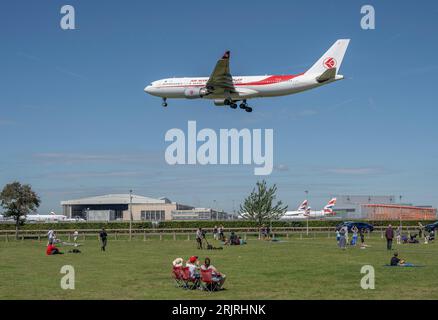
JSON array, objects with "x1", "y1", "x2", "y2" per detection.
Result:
[{"x1": 0, "y1": 225, "x2": 425, "y2": 242}]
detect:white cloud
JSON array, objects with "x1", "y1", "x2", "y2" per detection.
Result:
[{"x1": 326, "y1": 167, "x2": 383, "y2": 175}]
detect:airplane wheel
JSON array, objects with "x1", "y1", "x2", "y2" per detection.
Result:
[
  {"x1": 239, "y1": 103, "x2": 247, "y2": 109},
  {"x1": 230, "y1": 103, "x2": 238, "y2": 109},
  {"x1": 245, "y1": 107, "x2": 253, "y2": 113},
  {"x1": 162, "y1": 103, "x2": 168, "y2": 107}
]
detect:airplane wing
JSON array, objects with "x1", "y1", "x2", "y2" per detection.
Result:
[{"x1": 206, "y1": 51, "x2": 235, "y2": 94}]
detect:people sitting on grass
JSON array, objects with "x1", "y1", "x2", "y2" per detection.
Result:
[
  {"x1": 409, "y1": 233, "x2": 419, "y2": 244},
  {"x1": 229, "y1": 232, "x2": 240, "y2": 245},
  {"x1": 172, "y1": 257, "x2": 184, "y2": 268},
  {"x1": 171, "y1": 256, "x2": 226, "y2": 291},
  {"x1": 390, "y1": 252, "x2": 407, "y2": 266},
  {"x1": 46, "y1": 243, "x2": 63, "y2": 255},
  {"x1": 186, "y1": 256, "x2": 201, "y2": 289},
  {"x1": 186, "y1": 256, "x2": 201, "y2": 284},
  {"x1": 430, "y1": 230, "x2": 435, "y2": 241},
  {"x1": 201, "y1": 257, "x2": 226, "y2": 290},
  {"x1": 222, "y1": 232, "x2": 245, "y2": 245}
]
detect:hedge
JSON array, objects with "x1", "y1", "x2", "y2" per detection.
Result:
[
  {"x1": 0, "y1": 219, "x2": 435, "y2": 230},
  {"x1": 0, "y1": 221, "x2": 153, "y2": 230}
]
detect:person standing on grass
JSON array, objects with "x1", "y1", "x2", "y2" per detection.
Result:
[
  {"x1": 351, "y1": 226, "x2": 358, "y2": 246},
  {"x1": 47, "y1": 229, "x2": 55, "y2": 245},
  {"x1": 396, "y1": 226, "x2": 401, "y2": 245},
  {"x1": 196, "y1": 228, "x2": 203, "y2": 250},
  {"x1": 73, "y1": 229, "x2": 79, "y2": 244},
  {"x1": 418, "y1": 222, "x2": 424, "y2": 239},
  {"x1": 338, "y1": 227, "x2": 346, "y2": 249},
  {"x1": 219, "y1": 225, "x2": 225, "y2": 241},
  {"x1": 99, "y1": 228, "x2": 108, "y2": 251},
  {"x1": 336, "y1": 230, "x2": 340, "y2": 244},
  {"x1": 359, "y1": 228, "x2": 366, "y2": 247},
  {"x1": 344, "y1": 226, "x2": 349, "y2": 245},
  {"x1": 213, "y1": 225, "x2": 218, "y2": 240},
  {"x1": 385, "y1": 224, "x2": 394, "y2": 250}
]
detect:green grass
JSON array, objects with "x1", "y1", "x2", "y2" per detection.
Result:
[{"x1": 0, "y1": 234, "x2": 437, "y2": 299}]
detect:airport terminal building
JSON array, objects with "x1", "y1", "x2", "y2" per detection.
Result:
[{"x1": 61, "y1": 194, "x2": 231, "y2": 222}]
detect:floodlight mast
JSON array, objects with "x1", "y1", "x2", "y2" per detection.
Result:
[{"x1": 129, "y1": 190, "x2": 133, "y2": 241}]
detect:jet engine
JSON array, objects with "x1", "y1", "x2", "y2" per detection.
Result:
[
  {"x1": 213, "y1": 99, "x2": 230, "y2": 106},
  {"x1": 184, "y1": 87, "x2": 209, "y2": 99}
]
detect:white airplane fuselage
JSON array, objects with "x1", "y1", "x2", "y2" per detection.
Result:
[
  {"x1": 145, "y1": 74, "x2": 344, "y2": 101},
  {"x1": 26, "y1": 214, "x2": 67, "y2": 222},
  {"x1": 281, "y1": 210, "x2": 335, "y2": 220}
]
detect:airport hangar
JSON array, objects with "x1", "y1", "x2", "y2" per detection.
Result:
[
  {"x1": 331, "y1": 195, "x2": 437, "y2": 220},
  {"x1": 61, "y1": 194, "x2": 230, "y2": 222}
]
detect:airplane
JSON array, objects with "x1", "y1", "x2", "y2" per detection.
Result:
[
  {"x1": 144, "y1": 39, "x2": 350, "y2": 112},
  {"x1": 281, "y1": 198, "x2": 337, "y2": 220},
  {"x1": 280, "y1": 200, "x2": 308, "y2": 220},
  {"x1": 26, "y1": 212, "x2": 68, "y2": 223}
]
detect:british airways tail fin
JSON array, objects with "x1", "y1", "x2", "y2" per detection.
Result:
[{"x1": 323, "y1": 198, "x2": 337, "y2": 215}]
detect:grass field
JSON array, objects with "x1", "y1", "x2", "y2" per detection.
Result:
[{"x1": 1, "y1": 234, "x2": 438, "y2": 300}]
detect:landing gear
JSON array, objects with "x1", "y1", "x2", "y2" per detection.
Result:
[
  {"x1": 239, "y1": 100, "x2": 252, "y2": 112},
  {"x1": 226, "y1": 99, "x2": 253, "y2": 112},
  {"x1": 162, "y1": 98, "x2": 168, "y2": 107}
]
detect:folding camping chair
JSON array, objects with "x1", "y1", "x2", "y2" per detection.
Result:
[
  {"x1": 181, "y1": 266, "x2": 199, "y2": 289},
  {"x1": 172, "y1": 266, "x2": 184, "y2": 288},
  {"x1": 200, "y1": 269, "x2": 218, "y2": 292}
]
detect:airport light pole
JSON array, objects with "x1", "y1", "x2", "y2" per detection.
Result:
[
  {"x1": 305, "y1": 190, "x2": 309, "y2": 236},
  {"x1": 129, "y1": 190, "x2": 133, "y2": 241},
  {"x1": 399, "y1": 195, "x2": 403, "y2": 230}
]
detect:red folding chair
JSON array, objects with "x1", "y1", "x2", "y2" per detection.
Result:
[
  {"x1": 171, "y1": 266, "x2": 184, "y2": 287},
  {"x1": 200, "y1": 269, "x2": 218, "y2": 292},
  {"x1": 182, "y1": 266, "x2": 199, "y2": 289}
]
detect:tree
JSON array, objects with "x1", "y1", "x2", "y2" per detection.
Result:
[
  {"x1": 239, "y1": 180, "x2": 288, "y2": 225},
  {"x1": 0, "y1": 182, "x2": 40, "y2": 239}
]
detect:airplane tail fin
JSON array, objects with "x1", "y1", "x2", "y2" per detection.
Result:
[
  {"x1": 298, "y1": 200, "x2": 308, "y2": 211},
  {"x1": 323, "y1": 198, "x2": 337, "y2": 215},
  {"x1": 305, "y1": 39, "x2": 350, "y2": 77}
]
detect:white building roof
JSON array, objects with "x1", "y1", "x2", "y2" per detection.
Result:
[{"x1": 61, "y1": 194, "x2": 171, "y2": 206}]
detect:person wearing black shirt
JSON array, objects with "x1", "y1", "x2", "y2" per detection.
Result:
[
  {"x1": 385, "y1": 224, "x2": 394, "y2": 250},
  {"x1": 99, "y1": 228, "x2": 108, "y2": 251},
  {"x1": 390, "y1": 252, "x2": 405, "y2": 266}
]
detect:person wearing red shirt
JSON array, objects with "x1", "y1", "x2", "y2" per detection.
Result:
[{"x1": 46, "y1": 244, "x2": 63, "y2": 255}]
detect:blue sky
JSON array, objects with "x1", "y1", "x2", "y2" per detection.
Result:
[{"x1": 1, "y1": 0, "x2": 438, "y2": 213}]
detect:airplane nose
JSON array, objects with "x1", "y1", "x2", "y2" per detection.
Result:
[{"x1": 144, "y1": 85, "x2": 153, "y2": 94}]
